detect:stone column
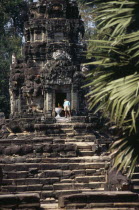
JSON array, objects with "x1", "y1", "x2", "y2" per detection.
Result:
[
  {"x1": 67, "y1": 92, "x2": 71, "y2": 102},
  {"x1": 71, "y1": 86, "x2": 79, "y2": 115},
  {"x1": 52, "y1": 90, "x2": 56, "y2": 117},
  {"x1": 44, "y1": 88, "x2": 53, "y2": 117},
  {"x1": 9, "y1": 89, "x2": 14, "y2": 115}
]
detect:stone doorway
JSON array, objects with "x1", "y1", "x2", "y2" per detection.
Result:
[{"x1": 55, "y1": 92, "x2": 66, "y2": 108}]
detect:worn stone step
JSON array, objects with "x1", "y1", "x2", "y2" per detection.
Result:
[
  {"x1": 47, "y1": 134, "x2": 67, "y2": 139},
  {"x1": 0, "y1": 193, "x2": 40, "y2": 209},
  {"x1": 0, "y1": 144, "x2": 79, "y2": 157},
  {"x1": 2, "y1": 168, "x2": 105, "y2": 181},
  {"x1": 78, "y1": 143, "x2": 96, "y2": 149},
  {"x1": 60, "y1": 179, "x2": 74, "y2": 183},
  {"x1": 62, "y1": 203, "x2": 138, "y2": 209},
  {"x1": 53, "y1": 182, "x2": 105, "y2": 190},
  {"x1": 2, "y1": 184, "x2": 44, "y2": 192},
  {"x1": 41, "y1": 203, "x2": 59, "y2": 210},
  {"x1": 1, "y1": 181, "x2": 106, "y2": 192},
  {"x1": 0, "y1": 190, "x2": 54, "y2": 200},
  {"x1": 131, "y1": 173, "x2": 139, "y2": 179},
  {"x1": 64, "y1": 208, "x2": 135, "y2": 210},
  {"x1": 1, "y1": 162, "x2": 108, "y2": 172},
  {"x1": 66, "y1": 133, "x2": 95, "y2": 138},
  {"x1": 0, "y1": 137, "x2": 97, "y2": 145},
  {"x1": 55, "y1": 189, "x2": 93, "y2": 198},
  {"x1": 2, "y1": 178, "x2": 60, "y2": 186},
  {"x1": 52, "y1": 139, "x2": 65, "y2": 144},
  {"x1": 58, "y1": 192, "x2": 139, "y2": 209},
  {"x1": 131, "y1": 179, "x2": 139, "y2": 184},
  {"x1": 66, "y1": 139, "x2": 92, "y2": 143},
  {"x1": 0, "y1": 155, "x2": 110, "y2": 164},
  {"x1": 60, "y1": 129, "x2": 74, "y2": 134},
  {"x1": 0, "y1": 137, "x2": 53, "y2": 144},
  {"x1": 75, "y1": 175, "x2": 105, "y2": 183},
  {"x1": 75, "y1": 134, "x2": 96, "y2": 139},
  {"x1": 77, "y1": 151, "x2": 96, "y2": 156},
  {"x1": 132, "y1": 185, "x2": 139, "y2": 190}
]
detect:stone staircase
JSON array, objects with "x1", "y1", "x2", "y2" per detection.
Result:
[
  {"x1": 131, "y1": 165, "x2": 139, "y2": 194},
  {"x1": 0, "y1": 122, "x2": 111, "y2": 209}
]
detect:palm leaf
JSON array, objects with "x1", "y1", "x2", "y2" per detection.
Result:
[{"x1": 85, "y1": 0, "x2": 139, "y2": 176}]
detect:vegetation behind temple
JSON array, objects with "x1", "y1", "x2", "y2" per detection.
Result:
[{"x1": 0, "y1": 0, "x2": 29, "y2": 117}]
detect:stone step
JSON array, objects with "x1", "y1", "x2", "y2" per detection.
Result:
[
  {"x1": 2, "y1": 166, "x2": 105, "y2": 179},
  {"x1": 0, "y1": 143, "x2": 79, "y2": 157},
  {"x1": 1, "y1": 162, "x2": 109, "y2": 172},
  {"x1": 53, "y1": 182, "x2": 105, "y2": 190},
  {"x1": 2, "y1": 176, "x2": 106, "y2": 186},
  {"x1": 58, "y1": 192, "x2": 139, "y2": 209},
  {"x1": 62, "y1": 203, "x2": 138, "y2": 210},
  {"x1": 75, "y1": 175, "x2": 105, "y2": 183},
  {"x1": 45, "y1": 134, "x2": 67, "y2": 139},
  {"x1": 52, "y1": 139, "x2": 65, "y2": 144},
  {"x1": 60, "y1": 179, "x2": 74, "y2": 183},
  {"x1": 75, "y1": 134, "x2": 96, "y2": 140},
  {"x1": 63, "y1": 208, "x2": 135, "y2": 210},
  {"x1": 132, "y1": 173, "x2": 139, "y2": 179},
  {"x1": 131, "y1": 179, "x2": 139, "y2": 184},
  {"x1": 2, "y1": 178, "x2": 60, "y2": 186},
  {"x1": 41, "y1": 203, "x2": 60, "y2": 210},
  {"x1": 77, "y1": 151, "x2": 96, "y2": 156},
  {"x1": 0, "y1": 156, "x2": 110, "y2": 164},
  {"x1": 1, "y1": 183, "x2": 105, "y2": 198},
  {"x1": 77, "y1": 143, "x2": 96, "y2": 148},
  {"x1": 60, "y1": 129, "x2": 74, "y2": 134},
  {"x1": 55, "y1": 189, "x2": 95, "y2": 198},
  {"x1": 66, "y1": 133, "x2": 95, "y2": 138},
  {"x1": 0, "y1": 137, "x2": 53, "y2": 144},
  {"x1": 2, "y1": 136, "x2": 97, "y2": 144},
  {"x1": 0, "y1": 193, "x2": 40, "y2": 209},
  {"x1": 2, "y1": 184, "x2": 44, "y2": 192},
  {"x1": 132, "y1": 185, "x2": 139, "y2": 190}
]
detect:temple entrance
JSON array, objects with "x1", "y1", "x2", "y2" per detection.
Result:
[{"x1": 55, "y1": 92, "x2": 66, "y2": 108}]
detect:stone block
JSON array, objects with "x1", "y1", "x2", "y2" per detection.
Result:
[
  {"x1": 40, "y1": 164, "x2": 60, "y2": 170},
  {"x1": 27, "y1": 184, "x2": 42, "y2": 191},
  {"x1": 42, "y1": 185, "x2": 53, "y2": 190},
  {"x1": 62, "y1": 170, "x2": 75, "y2": 179},
  {"x1": 61, "y1": 151, "x2": 77, "y2": 157},
  {"x1": 43, "y1": 144, "x2": 52, "y2": 153},
  {"x1": 21, "y1": 145, "x2": 33, "y2": 155},
  {"x1": 64, "y1": 144, "x2": 77, "y2": 151},
  {"x1": 41, "y1": 191, "x2": 54, "y2": 199},
  {"x1": 0, "y1": 193, "x2": 40, "y2": 208},
  {"x1": 73, "y1": 169, "x2": 86, "y2": 176},
  {"x1": 39, "y1": 170, "x2": 62, "y2": 178},
  {"x1": 58, "y1": 192, "x2": 139, "y2": 208}
]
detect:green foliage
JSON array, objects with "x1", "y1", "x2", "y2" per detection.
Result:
[
  {"x1": 77, "y1": 0, "x2": 96, "y2": 39},
  {"x1": 85, "y1": 0, "x2": 139, "y2": 176},
  {"x1": 0, "y1": 0, "x2": 26, "y2": 117}
]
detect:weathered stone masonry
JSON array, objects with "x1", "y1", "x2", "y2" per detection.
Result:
[{"x1": 10, "y1": 0, "x2": 86, "y2": 122}]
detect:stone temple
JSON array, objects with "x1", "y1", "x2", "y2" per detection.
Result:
[
  {"x1": 10, "y1": 0, "x2": 86, "y2": 123},
  {"x1": 0, "y1": 0, "x2": 139, "y2": 209}
]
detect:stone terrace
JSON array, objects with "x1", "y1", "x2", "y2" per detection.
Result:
[{"x1": 0, "y1": 121, "x2": 111, "y2": 209}]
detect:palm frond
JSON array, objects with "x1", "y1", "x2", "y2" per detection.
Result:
[{"x1": 85, "y1": 0, "x2": 139, "y2": 176}]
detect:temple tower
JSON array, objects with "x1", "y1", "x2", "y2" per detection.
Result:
[{"x1": 10, "y1": 0, "x2": 86, "y2": 121}]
